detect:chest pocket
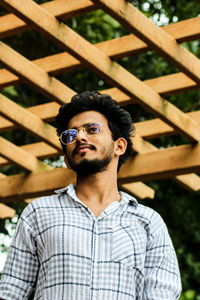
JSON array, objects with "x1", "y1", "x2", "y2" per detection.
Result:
[{"x1": 111, "y1": 225, "x2": 146, "y2": 269}]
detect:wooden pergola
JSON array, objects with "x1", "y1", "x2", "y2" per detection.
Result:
[{"x1": 0, "y1": 0, "x2": 200, "y2": 218}]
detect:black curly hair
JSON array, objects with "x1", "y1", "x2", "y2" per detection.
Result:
[{"x1": 56, "y1": 91, "x2": 135, "y2": 171}]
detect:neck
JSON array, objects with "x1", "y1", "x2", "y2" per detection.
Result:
[{"x1": 75, "y1": 165, "x2": 120, "y2": 205}]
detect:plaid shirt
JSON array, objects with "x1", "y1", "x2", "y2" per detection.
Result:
[{"x1": 0, "y1": 184, "x2": 181, "y2": 300}]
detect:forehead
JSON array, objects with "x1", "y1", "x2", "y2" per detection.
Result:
[{"x1": 68, "y1": 110, "x2": 109, "y2": 128}]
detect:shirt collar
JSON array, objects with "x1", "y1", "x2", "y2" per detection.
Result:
[
  {"x1": 119, "y1": 190, "x2": 138, "y2": 208},
  {"x1": 55, "y1": 184, "x2": 138, "y2": 208},
  {"x1": 54, "y1": 184, "x2": 72, "y2": 195}
]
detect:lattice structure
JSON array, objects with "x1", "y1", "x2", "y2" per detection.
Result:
[{"x1": 0, "y1": 0, "x2": 200, "y2": 218}]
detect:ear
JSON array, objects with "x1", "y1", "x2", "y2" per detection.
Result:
[
  {"x1": 64, "y1": 155, "x2": 72, "y2": 169},
  {"x1": 114, "y1": 137, "x2": 127, "y2": 157}
]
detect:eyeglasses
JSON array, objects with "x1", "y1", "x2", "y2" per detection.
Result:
[{"x1": 59, "y1": 122, "x2": 103, "y2": 145}]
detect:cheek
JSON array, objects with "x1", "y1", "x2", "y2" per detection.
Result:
[
  {"x1": 66, "y1": 144, "x2": 74, "y2": 155},
  {"x1": 64, "y1": 147, "x2": 74, "y2": 163},
  {"x1": 100, "y1": 141, "x2": 115, "y2": 156}
]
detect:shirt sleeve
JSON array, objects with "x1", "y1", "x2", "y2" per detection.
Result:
[
  {"x1": 143, "y1": 212, "x2": 182, "y2": 300},
  {"x1": 0, "y1": 207, "x2": 39, "y2": 300}
]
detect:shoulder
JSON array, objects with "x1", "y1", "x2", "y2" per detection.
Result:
[
  {"x1": 20, "y1": 189, "x2": 72, "y2": 225},
  {"x1": 136, "y1": 203, "x2": 166, "y2": 229},
  {"x1": 123, "y1": 192, "x2": 167, "y2": 238},
  {"x1": 21, "y1": 194, "x2": 61, "y2": 215}
]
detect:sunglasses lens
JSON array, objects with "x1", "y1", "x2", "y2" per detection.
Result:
[
  {"x1": 60, "y1": 123, "x2": 102, "y2": 144},
  {"x1": 86, "y1": 123, "x2": 101, "y2": 135},
  {"x1": 61, "y1": 129, "x2": 77, "y2": 144}
]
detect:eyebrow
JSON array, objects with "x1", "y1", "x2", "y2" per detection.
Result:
[{"x1": 69, "y1": 122, "x2": 93, "y2": 130}]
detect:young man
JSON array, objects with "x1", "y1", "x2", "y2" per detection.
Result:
[{"x1": 0, "y1": 91, "x2": 181, "y2": 299}]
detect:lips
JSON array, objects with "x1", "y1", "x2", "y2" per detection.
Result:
[
  {"x1": 73, "y1": 143, "x2": 95, "y2": 155},
  {"x1": 76, "y1": 145, "x2": 91, "y2": 153}
]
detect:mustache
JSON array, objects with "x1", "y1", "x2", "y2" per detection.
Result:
[{"x1": 72, "y1": 142, "x2": 96, "y2": 156}]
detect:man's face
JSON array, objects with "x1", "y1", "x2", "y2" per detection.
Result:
[{"x1": 64, "y1": 111, "x2": 116, "y2": 176}]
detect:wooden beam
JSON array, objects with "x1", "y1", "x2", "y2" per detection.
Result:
[
  {"x1": 1, "y1": 143, "x2": 199, "y2": 202},
  {"x1": 0, "y1": 167, "x2": 76, "y2": 203},
  {"x1": 134, "y1": 110, "x2": 200, "y2": 140},
  {"x1": 120, "y1": 182, "x2": 155, "y2": 199},
  {"x1": 0, "y1": 0, "x2": 199, "y2": 43},
  {"x1": 0, "y1": 203, "x2": 16, "y2": 218},
  {"x1": 0, "y1": 50, "x2": 197, "y2": 94},
  {"x1": 0, "y1": 102, "x2": 61, "y2": 132},
  {"x1": 131, "y1": 135, "x2": 200, "y2": 192},
  {"x1": 0, "y1": 145, "x2": 156, "y2": 201},
  {"x1": 0, "y1": 94, "x2": 61, "y2": 150},
  {"x1": 0, "y1": 100, "x2": 200, "y2": 141},
  {"x1": 0, "y1": 42, "x2": 75, "y2": 104},
  {"x1": 0, "y1": 96, "x2": 156, "y2": 199},
  {"x1": 0, "y1": 139, "x2": 155, "y2": 199},
  {"x1": 92, "y1": 0, "x2": 200, "y2": 85},
  {"x1": 141, "y1": 73, "x2": 198, "y2": 97},
  {"x1": 0, "y1": 142, "x2": 60, "y2": 166},
  {"x1": 0, "y1": 173, "x2": 16, "y2": 218},
  {"x1": 0, "y1": 105, "x2": 198, "y2": 192},
  {"x1": 0, "y1": 0, "x2": 96, "y2": 39},
  {"x1": 164, "y1": 17, "x2": 200, "y2": 43},
  {"x1": 1, "y1": 0, "x2": 199, "y2": 143},
  {"x1": 173, "y1": 174, "x2": 200, "y2": 192},
  {"x1": 118, "y1": 143, "x2": 200, "y2": 183},
  {"x1": 0, "y1": 137, "x2": 52, "y2": 172},
  {"x1": 0, "y1": 133, "x2": 198, "y2": 193}
]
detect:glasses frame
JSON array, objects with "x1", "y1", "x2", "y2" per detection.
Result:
[{"x1": 59, "y1": 122, "x2": 103, "y2": 145}]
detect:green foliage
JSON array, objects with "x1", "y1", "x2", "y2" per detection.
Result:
[
  {"x1": 180, "y1": 289, "x2": 200, "y2": 300},
  {"x1": 0, "y1": 0, "x2": 200, "y2": 297},
  {"x1": 143, "y1": 179, "x2": 200, "y2": 294},
  {"x1": 65, "y1": 9, "x2": 128, "y2": 43}
]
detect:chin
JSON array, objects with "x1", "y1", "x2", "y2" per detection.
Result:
[{"x1": 70, "y1": 157, "x2": 112, "y2": 177}]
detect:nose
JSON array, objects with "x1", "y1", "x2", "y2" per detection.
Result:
[{"x1": 76, "y1": 128, "x2": 88, "y2": 142}]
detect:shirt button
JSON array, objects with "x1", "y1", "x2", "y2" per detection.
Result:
[{"x1": 108, "y1": 225, "x2": 113, "y2": 229}]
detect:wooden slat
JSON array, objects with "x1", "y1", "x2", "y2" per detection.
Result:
[
  {"x1": 0, "y1": 143, "x2": 156, "y2": 200},
  {"x1": 0, "y1": 135, "x2": 198, "y2": 193},
  {"x1": 0, "y1": 42, "x2": 75, "y2": 104},
  {"x1": 92, "y1": 0, "x2": 200, "y2": 85},
  {"x1": 0, "y1": 98, "x2": 154, "y2": 199},
  {"x1": 1, "y1": 143, "x2": 200, "y2": 202},
  {"x1": 0, "y1": 0, "x2": 96, "y2": 39},
  {"x1": 1, "y1": 102, "x2": 200, "y2": 139},
  {"x1": 118, "y1": 143, "x2": 200, "y2": 183},
  {"x1": 0, "y1": 94, "x2": 61, "y2": 150},
  {"x1": 0, "y1": 173, "x2": 16, "y2": 218},
  {"x1": 0, "y1": 0, "x2": 199, "y2": 43},
  {"x1": 134, "y1": 110, "x2": 200, "y2": 140},
  {"x1": 0, "y1": 102, "x2": 61, "y2": 132},
  {"x1": 0, "y1": 97, "x2": 157, "y2": 199},
  {"x1": 173, "y1": 174, "x2": 200, "y2": 192},
  {"x1": 0, "y1": 203, "x2": 16, "y2": 218},
  {"x1": 1, "y1": 0, "x2": 200, "y2": 143},
  {"x1": 0, "y1": 48, "x2": 197, "y2": 95},
  {"x1": 0, "y1": 137, "x2": 52, "y2": 172},
  {"x1": 0, "y1": 103, "x2": 200, "y2": 151},
  {"x1": 0, "y1": 100, "x2": 198, "y2": 192},
  {"x1": 0, "y1": 167, "x2": 76, "y2": 202},
  {"x1": 132, "y1": 135, "x2": 157, "y2": 153},
  {"x1": 0, "y1": 142, "x2": 60, "y2": 166},
  {"x1": 131, "y1": 135, "x2": 200, "y2": 192},
  {"x1": 0, "y1": 140, "x2": 156, "y2": 199},
  {"x1": 164, "y1": 17, "x2": 200, "y2": 43},
  {"x1": 120, "y1": 182, "x2": 155, "y2": 199}
]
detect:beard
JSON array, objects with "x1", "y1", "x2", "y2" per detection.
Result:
[
  {"x1": 66, "y1": 144, "x2": 114, "y2": 177},
  {"x1": 68, "y1": 157, "x2": 112, "y2": 177}
]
